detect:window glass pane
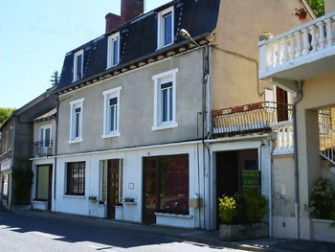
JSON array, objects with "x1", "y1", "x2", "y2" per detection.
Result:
[
  {"x1": 76, "y1": 54, "x2": 82, "y2": 79},
  {"x1": 163, "y1": 13, "x2": 172, "y2": 45},
  {"x1": 113, "y1": 38, "x2": 119, "y2": 65},
  {"x1": 75, "y1": 111, "x2": 80, "y2": 137},
  {"x1": 161, "y1": 82, "x2": 172, "y2": 123},
  {"x1": 66, "y1": 162, "x2": 85, "y2": 195},
  {"x1": 143, "y1": 155, "x2": 189, "y2": 215}
]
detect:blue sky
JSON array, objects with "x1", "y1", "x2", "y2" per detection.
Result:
[{"x1": 0, "y1": 0, "x2": 171, "y2": 109}]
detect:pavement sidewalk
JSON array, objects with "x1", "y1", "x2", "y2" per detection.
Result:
[{"x1": 7, "y1": 208, "x2": 335, "y2": 252}]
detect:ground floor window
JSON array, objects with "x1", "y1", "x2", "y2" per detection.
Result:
[
  {"x1": 66, "y1": 162, "x2": 85, "y2": 196},
  {"x1": 143, "y1": 154, "x2": 189, "y2": 219}
]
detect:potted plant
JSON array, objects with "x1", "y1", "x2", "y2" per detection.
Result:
[
  {"x1": 295, "y1": 8, "x2": 307, "y2": 20},
  {"x1": 259, "y1": 31, "x2": 273, "y2": 41},
  {"x1": 305, "y1": 177, "x2": 335, "y2": 242},
  {"x1": 218, "y1": 189, "x2": 268, "y2": 241},
  {"x1": 305, "y1": 177, "x2": 335, "y2": 226}
]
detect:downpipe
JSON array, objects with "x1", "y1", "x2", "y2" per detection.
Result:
[{"x1": 293, "y1": 81, "x2": 303, "y2": 239}]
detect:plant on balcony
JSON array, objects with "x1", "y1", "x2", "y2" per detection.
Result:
[
  {"x1": 305, "y1": 177, "x2": 335, "y2": 227},
  {"x1": 259, "y1": 31, "x2": 273, "y2": 41},
  {"x1": 218, "y1": 189, "x2": 268, "y2": 241},
  {"x1": 295, "y1": 8, "x2": 307, "y2": 20}
]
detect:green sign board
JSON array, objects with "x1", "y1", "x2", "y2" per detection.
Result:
[{"x1": 241, "y1": 170, "x2": 261, "y2": 188}]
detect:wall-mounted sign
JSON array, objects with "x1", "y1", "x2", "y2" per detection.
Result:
[{"x1": 241, "y1": 170, "x2": 260, "y2": 188}]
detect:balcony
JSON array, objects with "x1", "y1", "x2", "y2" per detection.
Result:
[
  {"x1": 33, "y1": 140, "x2": 53, "y2": 157},
  {"x1": 212, "y1": 102, "x2": 294, "y2": 155},
  {"x1": 259, "y1": 12, "x2": 335, "y2": 81},
  {"x1": 212, "y1": 102, "x2": 292, "y2": 137}
]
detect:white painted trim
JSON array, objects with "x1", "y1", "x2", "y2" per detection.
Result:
[
  {"x1": 102, "y1": 86, "x2": 122, "y2": 138},
  {"x1": 73, "y1": 50, "x2": 84, "y2": 82},
  {"x1": 107, "y1": 32, "x2": 120, "y2": 69},
  {"x1": 152, "y1": 68, "x2": 179, "y2": 131},
  {"x1": 157, "y1": 6, "x2": 174, "y2": 49},
  {"x1": 69, "y1": 98, "x2": 84, "y2": 144}
]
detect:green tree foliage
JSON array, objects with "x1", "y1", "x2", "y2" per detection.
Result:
[
  {"x1": 50, "y1": 70, "x2": 59, "y2": 86},
  {"x1": 308, "y1": 0, "x2": 325, "y2": 17},
  {"x1": 0, "y1": 107, "x2": 15, "y2": 124}
]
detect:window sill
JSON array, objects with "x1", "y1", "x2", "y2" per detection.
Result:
[
  {"x1": 63, "y1": 195, "x2": 85, "y2": 199},
  {"x1": 152, "y1": 122, "x2": 178, "y2": 131},
  {"x1": 68, "y1": 138, "x2": 83, "y2": 144},
  {"x1": 101, "y1": 132, "x2": 121, "y2": 139},
  {"x1": 155, "y1": 212, "x2": 193, "y2": 219}
]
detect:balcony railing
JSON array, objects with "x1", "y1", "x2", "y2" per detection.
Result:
[
  {"x1": 319, "y1": 109, "x2": 335, "y2": 165},
  {"x1": 212, "y1": 102, "x2": 293, "y2": 137},
  {"x1": 259, "y1": 12, "x2": 335, "y2": 80},
  {"x1": 33, "y1": 140, "x2": 53, "y2": 157}
]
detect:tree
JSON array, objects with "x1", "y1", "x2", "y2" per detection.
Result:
[
  {"x1": 0, "y1": 107, "x2": 15, "y2": 124},
  {"x1": 308, "y1": 0, "x2": 324, "y2": 17},
  {"x1": 50, "y1": 70, "x2": 59, "y2": 86}
]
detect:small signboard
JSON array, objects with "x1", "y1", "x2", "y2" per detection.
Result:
[{"x1": 241, "y1": 170, "x2": 261, "y2": 188}]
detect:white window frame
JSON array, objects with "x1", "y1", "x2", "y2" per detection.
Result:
[
  {"x1": 73, "y1": 50, "x2": 84, "y2": 82},
  {"x1": 69, "y1": 98, "x2": 84, "y2": 143},
  {"x1": 107, "y1": 33, "x2": 120, "y2": 68},
  {"x1": 152, "y1": 69, "x2": 178, "y2": 131},
  {"x1": 102, "y1": 87, "x2": 122, "y2": 138},
  {"x1": 157, "y1": 6, "x2": 174, "y2": 49},
  {"x1": 39, "y1": 125, "x2": 52, "y2": 154}
]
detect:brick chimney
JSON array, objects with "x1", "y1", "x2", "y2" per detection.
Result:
[
  {"x1": 105, "y1": 0, "x2": 144, "y2": 33},
  {"x1": 121, "y1": 0, "x2": 144, "y2": 21}
]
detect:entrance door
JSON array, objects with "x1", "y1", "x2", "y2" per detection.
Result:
[
  {"x1": 276, "y1": 87, "x2": 288, "y2": 122},
  {"x1": 142, "y1": 158, "x2": 158, "y2": 224},
  {"x1": 107, "y1": 159, "x2": 120, "y2": 219},
  {"x1": 216, "y1": 150, "x2": 258, "y2": 228},
  {"x1": 36, "y1": 165, "x2": 52, "y2": 210}
]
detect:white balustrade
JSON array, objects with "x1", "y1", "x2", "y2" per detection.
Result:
[
  {"x1": 259, "y1": 12, "x2": 335, "y2": 78},
  {"x1": 273, "y1": 121, "x2": 294, "y2": 155}
]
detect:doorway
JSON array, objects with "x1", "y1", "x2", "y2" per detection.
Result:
[
  {"x1": 36, "y1": 165, "x2": 52, "y2": 210},
  {"x1": 216, "y1": 149, "x2": 258, "y2": 228},
  {"x1": 107, "y1": 159, "x2": 121, "y2": 219}
]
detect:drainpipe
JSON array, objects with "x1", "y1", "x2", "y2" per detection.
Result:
[
  {"x1": 293, "y1": 81, "x2": 303, "y2": 239},
  {"x1": 53, "y1": 95, "x2": 60, "y2": 211}
]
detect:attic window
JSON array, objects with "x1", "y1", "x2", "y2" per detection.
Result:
[
  {"x1": 157, "y1": 7, "x2": 174, "y2": 49},
  {"x1": 107, "y1": 33, "x2": 120, "y2": 68},
  {"x1": 73, "y1": 50, "x2": 84, "y2": 82}
]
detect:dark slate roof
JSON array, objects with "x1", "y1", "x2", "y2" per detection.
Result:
[{"x1": 56, "y1": 0, "x2": 220, "y2": 93}]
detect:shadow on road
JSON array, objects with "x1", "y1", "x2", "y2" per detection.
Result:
[{"x1": 0, "y1": 211, "x2": 185, "y2": 250}]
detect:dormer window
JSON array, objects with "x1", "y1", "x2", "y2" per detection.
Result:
[
  {"x1": 73, "y1": 50, "x2": 83, "y2": 82},
  {"x1": 107, "y1": 33, "x2": 120, "y2": 68},
  {"x1": 157, "y1": 7, "x2": 174, "y2": 49}
]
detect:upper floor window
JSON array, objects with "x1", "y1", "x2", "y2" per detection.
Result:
[
  {"x1": 107, "y1": 33, "x2": 120, "y2": 68},
  {"x1": 40, "y1": 125, "x2": 52, "y2": 145},
  {"x1": 69, "y1": 98, "x2": 84, "y2": 143},
  {"x1": 157, "y1": 7, "x2": 174, "y2": 49},
  {"x1": 73, "y1": 50, "x2": 84, "y2": 82},
  {"x1": 102, "y1": 87, "x2": 122, "y2": 138},
  {"x1": 152, "y1": 69, "x2": 178, "y2": 130}
]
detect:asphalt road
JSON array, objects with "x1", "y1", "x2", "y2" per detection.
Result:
[{"x1": 0, "y1": 211, "x2": 243, "y2": 252}]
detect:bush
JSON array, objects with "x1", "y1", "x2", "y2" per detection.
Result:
[
  {"x1": 305, "y1": 177, "x2": 335, "y2": 226},
  {"x1": 218, "y1": 189, "x2": 267, "y2": 224}
]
